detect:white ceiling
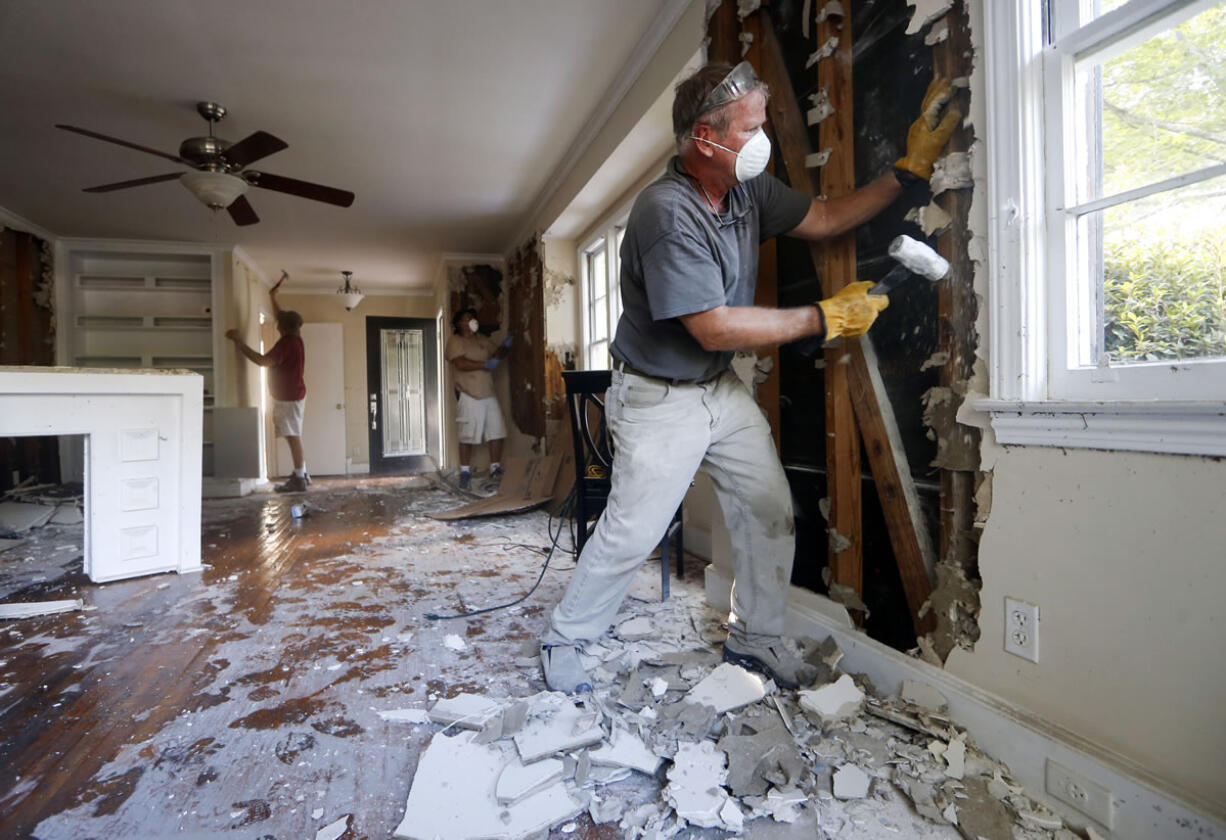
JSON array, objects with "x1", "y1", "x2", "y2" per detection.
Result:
[{"x1": 0, "y1": 0, "x2": 677, "y2": 291}]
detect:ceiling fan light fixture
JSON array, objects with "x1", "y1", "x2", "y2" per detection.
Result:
[
  {"x1": 179, "y1": 170, "x2": 248, "y2": 210},
  {"x1": 337, "y1": 270, "x2": 364, "y2": 311}
]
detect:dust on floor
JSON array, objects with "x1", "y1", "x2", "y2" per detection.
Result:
[{"x1": 0, "y1": 478, "x2": 1087, "y2": 839}]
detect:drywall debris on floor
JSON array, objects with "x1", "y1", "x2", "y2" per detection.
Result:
[
  {"x1": 315, "y1": 814, "x2": 351, "y2": 840},
  {"x1": 797, "y1": 672, "x2": 864, "y2": 723},
  {"x1": 685, "y1": 662, "x2": 767, "y2": 714},
  {"x1": 0, "y1": 598, "x2": 84, "y2": 620},
  {"x1": 0, "y1": 538, "x2": 26, "y2": 554},
  {"x1": 0, "y1": 501, "x2": 56, "y2": 533},
  {"x1": 833, "y1": 763, "x2": 871, "y2": 799}
]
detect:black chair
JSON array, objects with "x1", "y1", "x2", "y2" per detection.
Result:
[{"x1": 562, "y1": 370, "x2": 684, "y2": 600}]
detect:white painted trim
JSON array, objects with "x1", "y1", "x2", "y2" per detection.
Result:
[
  {"x1": 975, "y1": 399, "x2": 1226, "y2": 456},
  {"x1": 440, "y1": 252, "x2": 506, "y2": 266},
  {"x1": 702, "y1": 567, "x2": 1226, "y2": 837},
  {"x1": 56, "y1": 237, "x2": 231, "y2": 257},
  {"x1": 0, "y1": 204, "x2": 57, "y2": 241},
  {"x1": 346, "y1": 460, "x2": 371, "y2": 475},
  {"x1": 509, "y1": 0, "x2": 694, "y2": 251},
  {"x1": 983, "y1": 0, "x2": 1047, "y2": 401},
  {"x1": 271, "y1": 285, "x2": 436, "y2": 298}
]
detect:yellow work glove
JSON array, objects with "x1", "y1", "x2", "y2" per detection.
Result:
[
  {"x1": 817, "y1": 281, "x2": 890, "y2": 340},
  {"x1": 894, "y1": 78, "x2": 961, "y2": 181}
]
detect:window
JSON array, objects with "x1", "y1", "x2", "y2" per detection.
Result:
[
  {"x1": 580, "y1": 221, "x2": 627, "y2": 370},
  {"x1": 982, "y1": 0, "x2": 1226, "y2": 454}
]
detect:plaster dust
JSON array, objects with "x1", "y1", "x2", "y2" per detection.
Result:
[{"x1": 1, "y1": 477, "x2": 1079, "y2": 840}]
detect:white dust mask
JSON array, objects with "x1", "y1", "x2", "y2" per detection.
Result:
[
  {"x1": 691, "y1": 128, "x2": 771, "y2": 183},
  {"x1": 467, "y1": 318, "x2": 479, "y2": 333}
]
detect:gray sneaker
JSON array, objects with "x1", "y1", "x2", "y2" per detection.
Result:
[
  {"x1": 723, "y1": 636, "x2": 819, "y2": 690},
  {"x1": 540, "y1": 644, "x2": 593, "y2": 694}
]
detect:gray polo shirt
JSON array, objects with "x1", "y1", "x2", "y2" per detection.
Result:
[{"x1": 609, "y1": 156, "x2": 811, "y2": 382}]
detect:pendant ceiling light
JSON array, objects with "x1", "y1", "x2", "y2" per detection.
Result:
[{"x1": 337, "y1": 270, "x2": 364, "y2": 311}]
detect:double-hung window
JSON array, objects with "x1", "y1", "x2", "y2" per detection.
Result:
[
  {"x1": 580, "y1": 223, "x2": 626, "y2": 370},
  {"x1": 983, "y1": 0, "x2": 1226, "y2": 454}
]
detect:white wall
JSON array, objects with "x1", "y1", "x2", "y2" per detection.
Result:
[{"x1": 948, "y1": 445, "x2": 1226, "y2": 814}]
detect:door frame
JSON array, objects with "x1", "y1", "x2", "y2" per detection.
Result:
[{"x1": 365, "y1": 316, "x2": 439, "y2": 474}]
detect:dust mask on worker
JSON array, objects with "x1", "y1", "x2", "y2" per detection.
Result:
[
  {"x1": 691, "y1": 128, "x2": 771, "y2": 183},
  {"x1": 467, "y1": 318, "x2": 479, "y2": 333}
]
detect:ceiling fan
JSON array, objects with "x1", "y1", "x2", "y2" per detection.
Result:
[{"x1": 55, "y1": 101, "x2": 355, "y2": 226}]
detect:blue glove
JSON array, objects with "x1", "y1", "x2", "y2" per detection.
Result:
[
  {"x1": 500, "y1": 334, "x2": 513, "y2": 349},
  {"x1": 484, "y1": 358, "x2": 500, "y2": 371}
]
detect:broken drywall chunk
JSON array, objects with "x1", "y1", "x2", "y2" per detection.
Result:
[
  {"x1": 49, "y1": 503, "x2": 83, "y2": 525},
  {"x1": 0, "y1": 599, "x2": 84, "y2": 620},
  {"x1": 589, "y1": 727, "x2": 662, "y2": 775},
  {"x1": 394, "y1": 731, "x2": 581, "y2": 840},
  {"x1": 805, "y1": 36, "x2": 838, "y2": 68},
  {"x1": 943, "y1": 735, "x2": 966, "y2": 779},
  {"x1": 589, "y1": 795, "x2": 622, "y2": 825},
  {"x1": 900, "y1": 680, "x2": 948, "y2": 712},
  {"x1": 826, "y1": 582, "x2": 869, "y2": 615},
  {"x1": 833, "y1": 764, "x2": 871, "y2": 799},
  {"x1": 316, "y1": 815, "x2": 351, "y2": 840},
  {"x1": 665, "y1": 741, "x2": 729, "y2": 828},
  {"x1": 919, "y1": 350, "x2": 951, "y2": 372},
  {"x1": 513, "y1": 696, "x2": 604, "y2": 762},
  {"x1": 718, "y1": 720, "x2": 804, "y2": 797},
  {"x1": 805, "y1": 149, "x2": 832, "y2": 169},
  {"x1": 904, "y1": 201, "x2": 952, "y2": 236},
  {"x1": 428, "y1": 693, "x2": 502, "y2": 730},
  {"x1": 684, "y1": 663, "x2": 766, "y2": 715},
  {"x1": 719, "y1": 798, "x2": 744, "y2": 832},
  {"x1": 442, "y1": 634, "x2": 467, "y2": 652},
  {"x1": 817, "y1": 1, "x2": 844, "y2": 26},
  {"x1": 952, "y1": 776, "x2": 1014, "y2": 840},
  {"x1": 0, "y1": 537, "x2": 25, "y2": 554},
  {"x1": 738, "y1": 32, "x2": 754, "y2": 57},
  {"x1": 736, "y1": 0, "x2": 761, "y2": 19},
  {"x1": 905, "y1": 0, "x2": 953, "y2": 35},
  {"x1": 615, "y1": 615, "x2": 654, "y2": 641},
  {"x1": 828, "y1": 527, "x2": 852, "y2": 554},
  {"x1": 758, "y1": 787, "x2": 807, "y2": 822},
  {"x1": 930, "y1": 151, "x2": 973, "y2": 195},
  {"x1": 378, "y1": 708, "x2": 431, "y2": 724},
  {"x1": 0, "y1": 501, "x2": 55, "y2": 533},
  {"x1": 496, "y1": 756, "x2": 565, "y2": 805},
  {"x1": 798, "y1": 673, "x2": 864, "y2": 723},
  {"x1": 924, "y1": 20, "x2": 949, "y2": 44},
  {"x1": 806, "y1": 89, "x2": 834, "y2": 126}
]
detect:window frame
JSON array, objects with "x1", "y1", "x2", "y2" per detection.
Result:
[
  {"x1": 578, "y1": 212, "x2": 630, "y2": 370},
  {"x1": 978, "y1": 0, "x2": 1226, "y2": 456}
]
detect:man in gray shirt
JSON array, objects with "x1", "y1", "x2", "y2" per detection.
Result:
[{"x1": 541, "y1": 61, "x2": 959, "y2": 693}]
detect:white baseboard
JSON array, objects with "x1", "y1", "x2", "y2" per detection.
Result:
[
  {"x1": 682, "y1": 524, "x2": 713, "y2": 563},
  {"x1": 703, "y1": 565, "x2": 1224, "y2": 839},
  {"x1": 201, "y1": 477, "x2": 268, "y2": 498},
  {"x1": 346, "y1": 461, "x2": 371, "y2": 475}
]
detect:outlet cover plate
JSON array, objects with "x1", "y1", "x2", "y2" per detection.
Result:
[
  {"x1": 1046, "y1": 758, "x2": 1114, "y2": 828},
  {"x1": 1004, "y1": 597, "x2": 1039, "y2": 662}
]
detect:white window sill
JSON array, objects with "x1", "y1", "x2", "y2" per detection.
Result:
[{"x1": 974, "y1": 400, "x2": 1226, "y2": 457}]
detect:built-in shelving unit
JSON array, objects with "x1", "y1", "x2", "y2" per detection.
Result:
[{"x1": 67, "y1": 250, "x2": 217, "y2": 474}]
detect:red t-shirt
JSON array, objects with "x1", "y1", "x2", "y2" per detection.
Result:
[{"x1": 266, "y1": 335, "x2": 306, "y2": 401}]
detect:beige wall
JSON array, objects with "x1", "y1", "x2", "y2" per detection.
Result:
[
  {"x1": 948, "y1": 446, "x2": 1226, "y2": 813},
  {"x1": 222, "y1": 252, "x2": 269, "y2": 410},
  {"x1": 276, "y1": 292, "x2": 438, "y2": 469}
]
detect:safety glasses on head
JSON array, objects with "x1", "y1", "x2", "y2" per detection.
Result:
[{"x1": 697, "y1": 61, "x2": 764, "y2": 117}]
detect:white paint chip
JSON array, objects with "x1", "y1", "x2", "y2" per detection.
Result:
[
  {"x1": 378, "y1": 708, "x2": 431, "y2": 724},
  {"x1": 798, "y1": 673, "x2": 864, "y2": 722},
  {"x1": 833, "y1": 764, "x2": 871, "y2": 799},
  {"x1": 315, "y1": 814, "x2": 351, "y2": 840},
  {"x1": 805, "y1": 36, "x2": 839, "y2": 68},
  {"x1": 442, "y1": 634, "x2": 467, "y2": 652},
  {"x1": 428, "y1": 693, "x2": 502, "y2": 730},
  {"x1": 905, "y1": 0, "x2": 953, "y2": 35},
  {"x1": 684, "y1": 663, "x2": 766, "y2": 715},
  {"x1": 944, "y1": 735, "x2": 966, "y2": 779},
  {"x1": 614, "y1": 616, "x2": 654, "y2": 640}
]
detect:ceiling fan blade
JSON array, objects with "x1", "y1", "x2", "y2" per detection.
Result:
[
  {"x1": 56, "y1": 124, "x2": 185, "y2": 164},
  {"x1": 227, "y1": 194, "x2": 260, "y2": 226},
  {"x1": 223, "y1": 131, "x2": 288, "y2": 169},
  {"x1": 246, "y1": 171, "x2": 355, "y2": 207},
  {"x1": 83, "y1": 173, "x2": 182, "y2": 193}
]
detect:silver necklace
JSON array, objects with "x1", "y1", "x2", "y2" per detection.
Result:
[{"x1": 699, "y1": 182, "x2": 726, "y2": 224}]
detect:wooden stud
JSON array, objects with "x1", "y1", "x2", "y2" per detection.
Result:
[{"x1": 760, "y1": 19, "x2": 936, "y2": 635}]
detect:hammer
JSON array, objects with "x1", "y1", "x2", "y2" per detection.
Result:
[
  {"x1": 868, "y1": 234, "x2": 950, "y2": 295},
  {"x1": 792, "y1": 234, "x2": 948, "y2": 356}
]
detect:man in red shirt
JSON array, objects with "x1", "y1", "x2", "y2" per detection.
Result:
[{"x1": 226, "y1": 275, "x2": 309, "y2": 492}]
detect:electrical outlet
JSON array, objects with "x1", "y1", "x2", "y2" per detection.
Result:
[
  {"x1": 1004, "y1": 597, "x2": 1039, "y2": 662},
  {"x1": 1046, "y1": 758, "x2": 1114, "y2": 828}
]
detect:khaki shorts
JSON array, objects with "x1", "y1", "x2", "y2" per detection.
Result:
[
  {"x1": 456, "y1": 392, "x2": 505, "y2": 444},
  {"x1": 273, "y1": 398, "x2": 305, "y2": 437}
]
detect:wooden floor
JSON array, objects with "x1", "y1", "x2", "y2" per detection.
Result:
[{"x1": 0, "y1": 476, "x2": 696, "y2": 839}]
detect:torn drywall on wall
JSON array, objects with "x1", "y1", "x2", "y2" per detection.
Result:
[
  {"x1": 542, "y1": 267, "x2": 574, "y2": 311},
  {"x1": 909, "y1": 0, "x2": 988, "y2": 667}
]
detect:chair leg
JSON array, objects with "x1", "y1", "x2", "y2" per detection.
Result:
[{"x1": 659, "y1": 537, "x2": 670, "y2": 601}]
